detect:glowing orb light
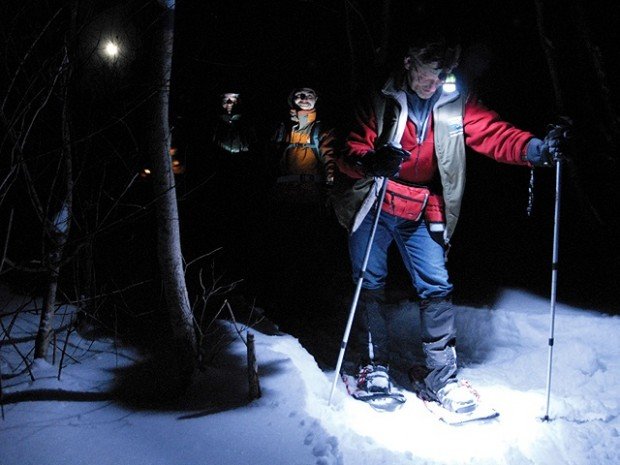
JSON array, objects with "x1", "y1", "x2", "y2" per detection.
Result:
[{"x1": 104, "y1": 41, "x2": 120, "y2": 58}]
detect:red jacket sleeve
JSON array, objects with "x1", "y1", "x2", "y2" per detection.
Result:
[{"x1": 463, "y1": 96, "x2": 534, "y2": 165}]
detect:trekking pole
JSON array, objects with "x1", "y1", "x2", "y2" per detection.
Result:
[
  {"x1": 328, "y1": 177, "x2": 389, "y2": 406},
  {"x1": 543, "y1": 158, "x2": 562, "y2": 421}
]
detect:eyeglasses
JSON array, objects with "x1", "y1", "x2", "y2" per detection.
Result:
[{"x1": 294, "y1": 92, "x2": 316, "y2": 100}]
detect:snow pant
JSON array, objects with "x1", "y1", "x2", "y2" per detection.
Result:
[
  {"x1": 348, "y1": 211, "x2": 456, "y2": 393},
  {"x1": 420, "y1": 296, "x2": 457, "y2": 395}
]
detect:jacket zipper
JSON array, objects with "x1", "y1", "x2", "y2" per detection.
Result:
[{"x1": 417, "y1": 111, "x2": 431, "y2": 144}]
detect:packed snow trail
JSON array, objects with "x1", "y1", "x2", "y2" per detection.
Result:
[{"x1": 1, "y1": 286, "x2": 619, "y2": 465}]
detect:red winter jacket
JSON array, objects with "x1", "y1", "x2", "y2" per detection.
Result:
[
  {"x1": 341, "y1": 95, "x2": 533, "y2": 183},
  {"x1": 335, "y1": 82, "x2": 535, "y2": 240}
]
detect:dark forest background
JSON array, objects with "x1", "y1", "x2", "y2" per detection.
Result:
[{"x1": 172, "y1": 0, "x2": 620, "y2": 315}]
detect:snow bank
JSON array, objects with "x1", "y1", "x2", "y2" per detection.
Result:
[{"x1": 1, "y1": 287, "x2": 619, "y2": 465}]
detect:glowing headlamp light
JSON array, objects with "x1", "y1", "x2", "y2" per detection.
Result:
[{"x1": 442, "y1": 73, "x2": 457, "y2": 93}]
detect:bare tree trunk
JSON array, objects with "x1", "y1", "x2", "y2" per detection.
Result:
[
  {"x1": 150, "y1": 0, "x2": 197, "y2": 379},
  {"x1": 34, "y1": 52, "x2": 73, "y2": 361}
]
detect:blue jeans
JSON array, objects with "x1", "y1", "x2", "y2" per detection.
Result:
[
  {"x1": 349, "y1": 211, "x2": 452, "y2": 299},
  {"x1": 349, "y1": 210, "x2": 456, "y2": 394}
]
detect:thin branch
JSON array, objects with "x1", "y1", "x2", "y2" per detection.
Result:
[
  {"x1": 96, "y1": 173, "x2": 140, "y2": 229},
  {"x1": 19, "y1": 52, "x2": 68, "y2": 154},
  {"x1": 1, "y1": 6, "x2": 64, "y2": 113},
  {"x1": 184, "y1": 247, "x2": 223, "y2": 272},
  {"x1": 0, "y1": 321, "x2": 73, "y2": 346},
  {"x1": 0, "y1": 208, "x2": 14, "y2": 275},
  {"x1": 0, "y1": 318, "x2": 35, "y2": 381},
  {"x1": 225, "y1": 299, "x2": 247, "y2": 346}
]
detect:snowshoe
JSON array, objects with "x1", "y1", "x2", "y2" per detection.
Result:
[
  {"x1": 342, "y1": 364, "x2": 406, "y2": 412},
  {"x1": 408, "y1": 365, "x2": 499, "y2": 425}
]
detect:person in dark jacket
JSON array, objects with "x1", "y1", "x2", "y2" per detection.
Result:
[
  {"x1": 210, "y1": 92, "x2": 259, "y2": 174},
  {"x1": 186, "y1": 91, "x2": 266, "y2": 297},
  {"x1": 332, "y1": 36, "x2": 564, "y2": 413}
]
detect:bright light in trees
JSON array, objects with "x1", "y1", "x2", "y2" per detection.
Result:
[{"x1": 104, "y1": 41, "x2": 119, "y2": 58}]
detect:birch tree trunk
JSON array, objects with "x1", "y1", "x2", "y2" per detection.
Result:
[
  {"x1": 150, "y1": 0, "x2": 197, "y2": 380},
  {"x1": 34, "y1": 2, "x2": 76, "y2": 360}
]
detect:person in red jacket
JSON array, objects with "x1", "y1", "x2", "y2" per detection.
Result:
[{"x1": 332, "y1": 36, "x2": 563, "y2": 413}]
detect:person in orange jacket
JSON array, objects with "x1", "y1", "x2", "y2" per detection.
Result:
[
  {"x1": 271, "y1": 87, "x2": 336, "y2": 205},
  {"x1": 261, "y1": 87, "x2": 342, "y2": 326}
]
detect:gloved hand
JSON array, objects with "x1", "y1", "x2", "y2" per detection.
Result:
[
  {"x1": 360, "y1": 144, "x2": 411, "y2": 177},
  {"x1": 526, "y1": 121, "x2": 571, "y2": 167}
]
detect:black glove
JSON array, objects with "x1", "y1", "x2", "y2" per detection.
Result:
[
  {"x1": 360, "y1": 144, "x2": 411, "y2": 177},
  {"x1": 526, "y1": 120, "x2": 571, "y2": 167}
]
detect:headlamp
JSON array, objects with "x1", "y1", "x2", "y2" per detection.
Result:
[{"x1": 442, "y1": 74, "x2": 457, "y2": 93}]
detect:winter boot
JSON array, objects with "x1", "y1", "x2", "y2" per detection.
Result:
[
  {"x1": 436, "y1": 380, "x2": 478, "y2": 413},
  {"x1": 356, "y1": 363, "x2": 391, "y2": 394}
]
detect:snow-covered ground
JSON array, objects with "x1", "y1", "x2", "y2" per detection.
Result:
[{"x1": 1, "y1": 286, "x2": 619, "y2": 465}]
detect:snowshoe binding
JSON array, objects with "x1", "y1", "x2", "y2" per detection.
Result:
[{"x1": 342, "y1": 364, "x2": 406, "y2": 412}]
